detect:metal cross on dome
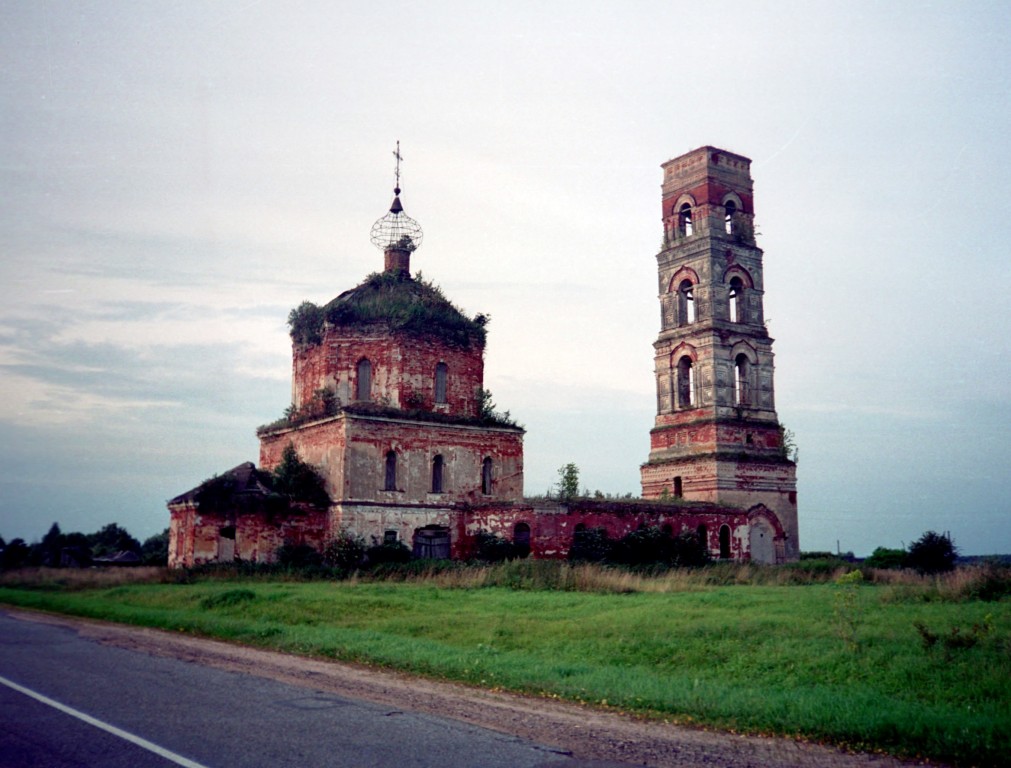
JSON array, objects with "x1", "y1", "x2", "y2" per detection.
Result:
[
  {"x1": 393, "y1": 140, "x2": 402, "y2": 193},
  {"x1": 370, "y1": 140, "x2": 423, "y2": 252}
]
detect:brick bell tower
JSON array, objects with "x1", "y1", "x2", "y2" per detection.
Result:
[{"x1": 640, "y1": 146, "x2": 799, "y2": 562}]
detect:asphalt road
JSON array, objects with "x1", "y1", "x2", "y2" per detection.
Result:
[{"x1": 0, "y1": 610, "x2": 628, "y2": 768}]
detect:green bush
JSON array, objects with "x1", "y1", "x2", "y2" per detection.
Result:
[
  {"x1": 865, "y1": 547, "x2": 908, "y2": 570},
  {"x1": 323, "y1": 529, "x2": 366, "y2": 571},
  {"x1": 568, "y1": 527, "x2": 613, "y2": 563},
  {"x1": 474, "y1": 531, "x2": 518, "y2": 563},
  {"x1": 275, "y1": 543, "x2": 323, "y2": 569},
  {"x1": 365, "y1": 540, "x2": 412, "y2": 566}
]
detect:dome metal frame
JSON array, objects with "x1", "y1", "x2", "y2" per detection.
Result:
[{"x1": 370, "y1": 191, "x2": 424, "y2": 253}]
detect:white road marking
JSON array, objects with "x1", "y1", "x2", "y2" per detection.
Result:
[{"x1": 0, "y1": 673, "x2": 212, "y2": 768}]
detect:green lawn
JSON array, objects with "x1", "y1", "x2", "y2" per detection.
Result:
[{"x1": 1, "y1": 575, "x2": 1008, "y2": 766}]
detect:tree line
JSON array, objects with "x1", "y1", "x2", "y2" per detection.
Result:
[{"x1": 0, "y1": 523, "x2": 168, "y2": 570}]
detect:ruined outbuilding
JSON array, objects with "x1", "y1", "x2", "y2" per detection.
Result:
[{"x1": 168, "y1": 146, "x2": 799, "y2": 567}]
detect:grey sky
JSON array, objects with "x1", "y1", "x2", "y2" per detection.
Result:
[{"x1": 2, "y1": 1, "x2": 1009, "y2": 555}]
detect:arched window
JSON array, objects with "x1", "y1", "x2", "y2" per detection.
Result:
[
  {"x1": 673, "y1": 476, "x2": 683, "y2": 498},
  {"x1": 356, "y1": 359, "x2": 372, "y2": 401},
  {"x1": 679, "y1": 203, "x2": 693, "y2": 237},
  {"x1": 384, "y1": 450, "x2": 397, "y2": 491},
  {"x1": 434, "y1": 362, "x2": 448, "y2": 404},
  {"x1": 734, "y1": 354, "x2": 750, "y2": 406},
  {"x1": 431, "y1": 454, "x2": 444, "y2": 493},
  {"x1": 481, "y1": 457, "x2": 493, "y2": 495},
  {"x1": 724, "y1": 200, "x2": 736, "y2": 234},
  {"x1": 697, "y1": 524, "x2": 708, "y2": 550},
  {"x1": 677, "y1": 356, "x2": 695, "y2": 408},
  {"x1": 514, "y1": 522, "x2": 531, "y2": 558},
  {"x1": 719, "y1": 525, "x2": 731, "y2": 559},
  {"x1": 729, "y1": 277, "x2": 744, "y2": 323},
  {"x1": 677, "y1": 279, "x2": 695, "y2": 326}
]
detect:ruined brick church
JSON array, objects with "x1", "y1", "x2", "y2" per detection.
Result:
[{"x1": 168, "y1": 146, "x2": 799, "y2": 567}]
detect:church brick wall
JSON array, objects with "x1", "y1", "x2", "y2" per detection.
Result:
[
  {"x1": 459, "y1": 500, "x2": 749, "y2": 561},
  {"x1": 167, "y1": 502, "x2": 328, "y2": 567},
  {"x1": 292, "y1": 328, "x2": 484, "y2": 418}
]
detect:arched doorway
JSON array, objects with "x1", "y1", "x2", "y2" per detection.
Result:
[
  {"x1": 718, "y1": 525, "x2": 731, "y2": 559},
  {"x1": 513, "y1": 522, "x2": 531, "y2": 558},
  {"x1": 749, "y1": 519, "x2": 776, "y2": 564}
]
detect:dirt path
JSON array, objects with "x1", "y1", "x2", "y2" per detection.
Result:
[{"x1": 14, "y1": 610, "x2": 936, "y2": 768}]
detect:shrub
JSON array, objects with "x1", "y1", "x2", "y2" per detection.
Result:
[
  {"x1": 473, "y1": 531, "x2": 518, "y2": 563},
  {"x1": 944, "y1": 561, "x2": 1011, "y2": 602},
  {"x1": 610, "y1": 527, "x2": 709, "y2": 569},
  {"x1": 568, "y1": 527, "x2": 613, "y2": 563},
  {"x1": 323, "y1": 529, "x2": 366, "y2": 571},
  {"x1": 865, "y1": 547, "x2": 908, "y2": 570},
  {"x1": 365, "y1": 540, "x2": 412, "y2": 566},
  {"x1": 275, "y1": 543, "x2": 323, "y2": 569},
  {"x1": 288, "y1": 301, "x2": 325, "y2": 346},
  {"x1": 907, "y1": 531, "x2": 958, "y2": 574},
  {"x1": 669, "y1": 530, "x2": 711, "y2": 567}
]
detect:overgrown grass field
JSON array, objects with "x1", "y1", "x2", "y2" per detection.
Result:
[{"x1": 1, "y1": 562, "x2": 1008, "y2": 766}]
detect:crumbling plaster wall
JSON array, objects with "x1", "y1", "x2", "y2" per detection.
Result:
[{"x1": 167, "y1": 502, "x2": 328, "y2": 567}]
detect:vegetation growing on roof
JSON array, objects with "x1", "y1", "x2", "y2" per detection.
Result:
[
  {"x1": 255, "y1": 379, "x2": 521, "y2": 437},
  {"x1": 288, "y1": 301, "x2": 325, "y2": 346},
  {"x1": 256, "y1": 399, "x2": 522, "y2": 435},
  {"x1": 193, "y1": 455, "x2": 330, "y2": 513},
  {"x1": 287, "y1": 271, "x2": 488, "y2": 349}
]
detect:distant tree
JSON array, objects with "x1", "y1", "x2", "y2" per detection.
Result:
[
  {"x1": 37, "y1": 523, "x2": 64, "y2": 567},
  {"x1": 864, "y1": 547, "x2": 908, "y2": 570},
  {"x1": 556, "y1": 463, "x2": 580, "y2": 500},
  {"x1": 88, "y1": 523, "x2": 141, "y2": 559},
  {"x1": 0, "y1": 538, "x2": 30, "y2": 570},
  {"x1": 141, "y1": 529, "x2": 170, "y2": 565},
  {"x1": 907, "y1": 531, "x2": 958, "y2": 574}
]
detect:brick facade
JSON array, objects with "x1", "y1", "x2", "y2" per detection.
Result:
[
  {"x1": 641, "y1": 146, "x2": 799, "y2": 561},
  {"x1": 169, "y1": 148, "x2": 799, "y2": 567}
]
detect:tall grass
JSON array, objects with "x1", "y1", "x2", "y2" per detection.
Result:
[
  {"x1": 1, "y1": 561, "x2": 1008, "y2": 766},
  {"x1": 5, "y1": 560, "x2": 1006, "y2": 599}
]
